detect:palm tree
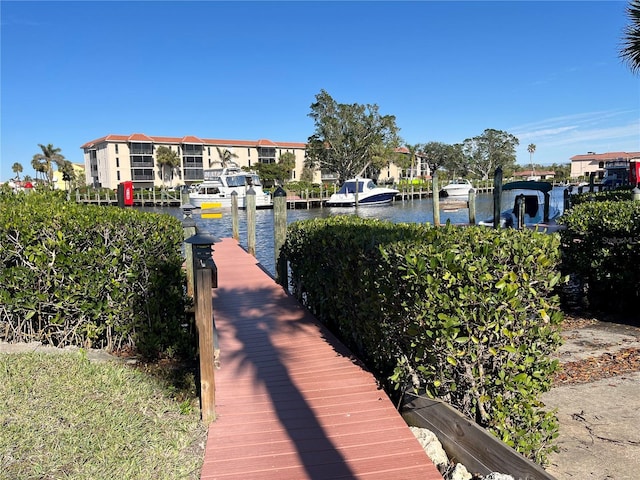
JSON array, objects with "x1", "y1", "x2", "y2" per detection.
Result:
[
  {"x1": 11, "y1": 162, "x2": 23, "y2": 181},
  {"x1": 527, "y1": 143, "x2": 536, "y2": 176},
  {"x1": 155, "y1": 146, "x2": 181, "y2": 188},
  {"x1": 404, "y1": 143, "x2": 421, "y2": 181},
  {"x1": 32, "y1": 144, "x2": 65, "y2": 186},
  {"x1": 621, "y1": 0, "x2": 640, "y2": 74},
  {"x1": 215, "y1": 147, "x2": 238, "y2": 168}
]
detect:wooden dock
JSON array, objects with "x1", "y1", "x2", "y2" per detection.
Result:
[{"x1": 200, "y1": 238, "x2": 442, "y2": 480}]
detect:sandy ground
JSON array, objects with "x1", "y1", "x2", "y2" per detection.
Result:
[{"x1": 542, "y1": 319, "x2": 640, "y2": 480}]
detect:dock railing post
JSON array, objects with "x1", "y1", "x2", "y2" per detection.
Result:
[
  {"x1": 185, "y1": 233, "x2": 219, "y2": 425},
  {"x1": 181, "y1": 203, "x2": 196, "y2": 298},
  {"x1": 432, "y1": 172, "x2": 440, "y2": 226},
  {"x1": 515, "y1": 194, "x2": 525, "y2": 230},
  {"x1": 468, "y1": 188, "x2": 476, "y2": 225},
  {"x1": 247, "y1": 187, "x2": 256, "y2": 256},
  {"x1": 273, "y1": 187, "x2": 288, "y2": 290},
  {"x1": 231, "y1": 192, "x2": 239, "y2": 240},
  {"x1": 493, "y1": 167, "x2": 503, "y2": 229}
]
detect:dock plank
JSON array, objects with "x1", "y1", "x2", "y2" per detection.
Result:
[{"x1": 200, "y1": 237, "x2": 442, "y2": 480}]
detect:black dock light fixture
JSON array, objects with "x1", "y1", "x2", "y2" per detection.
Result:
[{"x1": 185, "y1": 233, "x2": 219, "y2": 267}]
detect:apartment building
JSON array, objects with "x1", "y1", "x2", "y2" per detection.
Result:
[
  {"x1": 570, "y1": 151, "x2": 640, "y2": 180},
  {"x1": 81, "y1": 133, "x2": 408, "y2": 190}
]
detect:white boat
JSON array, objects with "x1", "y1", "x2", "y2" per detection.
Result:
[
  {"x1": 325, "y1": 178, "x2": 399, "y2": 207},
  {"x1": 439, "y1": 179, "x2": 474, "y2": 197},
  {"x1": 478, "y1": 181, "x2": 561, "y2": 228},
  {"x1": 189, "y1": 165, "x2": 273, "y2": 209}
]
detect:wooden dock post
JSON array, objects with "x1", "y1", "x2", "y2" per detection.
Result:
[
  {"x1": 182, "y1": 205, "x2": 197, "y2": 299},
  {"x1": 273, "y1": 187, "x2": 288, "y2": 289},
  {"x1": 185, "y1": 233, "x2": 219, "y2": 425},
  {"x1": 246, "y1": 187, "x2": 256, "y2": 256},
  {"x1": 432, "y1": 172, "x2": 440, "y2": 226},
  {"x1": 468, "y1": 189, "x2": 476, "y2": 225},
  {"x1": 231, "y1": 191, "x2": 239, "y2": 240},
  {"x1": 564, "y1": 188, "x2": 571, "y2": 211},
  {"x1": 195, "y1": 267, "x2": 216, "y2": 424},
  {"x1": 515, "y1": 194, "x2": 525, "y2": 230},
  {"x1": 493, "y1": 167, "x2": 503, "y2": 229}
]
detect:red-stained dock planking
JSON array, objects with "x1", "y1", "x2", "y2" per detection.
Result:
[{"x1": 200, "y1": 237, "x2": 442, "y2": 480}]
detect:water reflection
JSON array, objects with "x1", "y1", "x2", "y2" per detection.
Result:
[{"x1": 144, "y1": 187, "x2": 567, "y2": 278}]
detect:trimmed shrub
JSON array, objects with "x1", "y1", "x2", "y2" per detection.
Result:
[
  {"x1": 558, "y1": 200, "x2": 640, "y2": 314},
  {"x1": 0, "y1": 191, "x2": 191, "y2": 358},
  {"x1": 281, "y1": 216, "x2": 564, "y2": 464}
]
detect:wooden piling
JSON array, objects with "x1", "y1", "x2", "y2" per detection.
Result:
[
  {"x1": 493, "y1": 167, "x2": 503, "y2": 229},
  {"x1": 273, "y1": 187, "x2": 287, "y2": 288},
  {"x1": 231, "y1": 192, "x2": 239, "y2": 240},
  {"x1": 468, "y1": 189, "x2": 476, "y2": 225},
  {"x1": 195, "y1": 267, "x2": 216, "y2": 424},
  {"x1": 432, "y1": 173, "x2": 440, "y2": 226},
  {"x1": 246, "y1": 188, "x2": 256, "y2": 256},
  {"x1": 183, "y1": 220, "x2": 196, "y2": 298}
]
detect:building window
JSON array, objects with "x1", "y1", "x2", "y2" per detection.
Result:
[
  {"x1": 208, "y1": 147, "x2": 211, "y2": 155},
  {"x1": 117, "y1": 171, "x2": 121, "y2": 181},
  {"x1": 248, "y1": 148, "x2": 251, "y2": 157},
  {"x1": 258, "y1": 147, "x2": 276, "y2": 164},
  {"x1": 129, "y1": 142, "x2": 153, "y2": 155},
  {"x1": 183, "y1": 144, "x2": 203, "y2": 155},
  {"x1": 116, "y1": 157, "x2": 119, "y2": 168},
  {"x1": 115, "y1": 144, "x2": 119, "y2": 154}
]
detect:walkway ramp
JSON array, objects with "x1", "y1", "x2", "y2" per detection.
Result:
[{"x1": 200, "y1": 238, "x2": 442, "y2": 480}]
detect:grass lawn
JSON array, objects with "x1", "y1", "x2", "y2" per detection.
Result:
[{"x1": 0, "y1": 352, "x2": 207, "y2": 480}]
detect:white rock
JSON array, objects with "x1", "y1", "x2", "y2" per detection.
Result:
[
  {"x1": 484, "y1": 474, "x2": 514, "y2": 480},
  {"x1": 409, "y1": 426, "x2": 449, "y2": 466},
  {"x1": 449, "y1": 463, "x2": 472, "y2": 480}
]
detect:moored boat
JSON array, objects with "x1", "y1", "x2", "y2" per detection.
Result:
[
  {"x1": 478, "y1": 181, "x2": 561, "y2": 228},
  {"x1": 189, "y1": 165, "x2": 273, "y2": 209},
  {"x1": 325, "y1": 178, "x2": 399, "y2": 207},
  {"x1": 439, "y1": 178, "x2": 474, "y2": 197}
]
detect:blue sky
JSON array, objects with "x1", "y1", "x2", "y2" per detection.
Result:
[{"x1": 2, "y1": 0, "x2": 639, "y2": 181}]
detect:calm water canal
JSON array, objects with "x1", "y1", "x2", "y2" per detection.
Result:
[{"x1": 146, "y1": 187, "x2": 567, "y2": 278}]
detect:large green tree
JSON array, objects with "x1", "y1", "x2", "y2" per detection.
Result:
[
  {"x1": 421, "y1": 141, "x2": 464, "y2": 177},
  {"x1": 252, "y1": 152, "x2": 296, "y2": 186},
  {"x1": 31, "y1": 144, "x2": 65, "y2": 186},
  {"x1": 461, "y1": 129, "x2": 519, "y2": 180},
  {"x1": 621, "y1": 0, "x2": 640, "y2": 74},
  {"x1": 305, "y1": 90, "x2": 401, "y2": 184},
  {"x1": 155, "y1": 146, "x2": 181, "y2": 188}
]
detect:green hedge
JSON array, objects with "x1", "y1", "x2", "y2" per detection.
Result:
[
  {"x1": 0, "y1": 191, "x2": 191, "y2": 358},
  {"x1": 281, "y1": 216, "x2": 564, "y2": 464},
  {"x1": 558, "y1": 200, "x2": 640, "y2": 313},
  {"x1": 568, "y1": 188, "x2": 633, "y2": 206}
]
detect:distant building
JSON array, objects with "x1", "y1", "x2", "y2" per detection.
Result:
[
  {"x1": 570, "y1": 151, "x2": 640, "y2": 180},
  {"x1": 53, "y1": 163, "x2": 85, "y2": 190},
  {"x1": 81, "y1": 133, "x2": 410, "y2": 190}
]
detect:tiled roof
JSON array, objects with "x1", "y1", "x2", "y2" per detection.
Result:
[
  {"x1": 128, "y1": 133, "x2": 154, "y2": 143},
  {"x1": 81, "y1": 134, "x2": 307, "y2": 150},
  {"x1": 570, "y1": 151, "x2": 640, "y2": 161},
  {"x1": 181, "y1": 135, "x2": 204, "y2": 144}
]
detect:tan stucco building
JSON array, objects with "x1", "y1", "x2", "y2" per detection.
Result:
[
  {"x1": 570, "y1": 151, "x2": 640, "y2": 180},
  {"x1": 81, "y1": 133, "x2": 409, "y2": 190}
]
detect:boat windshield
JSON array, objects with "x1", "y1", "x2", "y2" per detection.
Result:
[
  {"x1": 337, "y1": 180, "x2": 375, "y2": 194},
  {"x1": 226, "y1": 174, "x2": 262, "y2": 187}
]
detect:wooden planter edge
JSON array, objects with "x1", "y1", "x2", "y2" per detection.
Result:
[{"x1": 401, "y1": 392, "x2": 556, "y2": 480}]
